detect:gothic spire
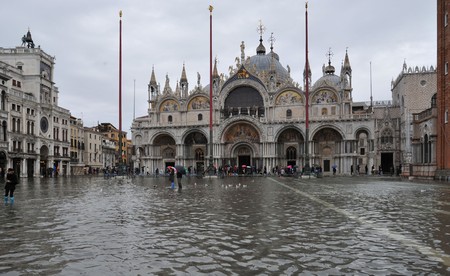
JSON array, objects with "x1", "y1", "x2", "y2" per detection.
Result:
[
  {"x1": 150, "y1": 66, "x2": 157, "y2": 86},
  {"x1": 180, "y1": 63, "x2": 189, "y2": 98},
  {"x1": 180, "y1": 63, "x2": 187, "y2": 82},
  {"x1": 163, "y1": 74, "x2": 173, "y2": 95},
  {"x1": 342, "y1": 48, "x2": 352, "y2": 72}
]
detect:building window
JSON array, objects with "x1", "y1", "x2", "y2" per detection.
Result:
[
  {"x1": 286, "y1": 109, "x2": 292, "y2": 119},
  {"x1": 446, "y1": 12, "x2": 449, "y2": 27},
  {"x1": 195, "y1": 148, "x2": 204, "y2": 160},
  {"x1": 321, "y1": 108, "x2": 328, "y2": 116},
  {"x1": 445, "y1": 62, "x2": 449, "y2": 75},
  {"x1": 431, "y1": 94, "x2": 437, "y2": 108},
  {"x1": 286, "y1": 146, "x2": 296, "y2": 160},
  {"x1": 198, "y1": 114, "x2": 203, "y2": 121},
  {"x1": 445, "y1": 109, "x2": 448, "y2": 123},
  {"x1": 381, "y1": 129, "x2": 393, "y2": 144},
  {"x1": 168, "y1": 115, "x2": 173, "y2": 123}
]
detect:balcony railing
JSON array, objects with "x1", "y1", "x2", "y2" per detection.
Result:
[{"x1": 413, "y1": 108, "x2": 435, "y2": 122}]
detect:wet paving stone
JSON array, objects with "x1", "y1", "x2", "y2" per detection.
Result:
[{"x1": 1, "y1": 175, "x2": 450, "y2": 275}]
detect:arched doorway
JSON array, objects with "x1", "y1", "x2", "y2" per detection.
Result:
[
  {"x1": 276, "y1": 128, "x2": 304, "y2": 168},
  {"x1": 184, "y1": 131, "x2": 208, "y2": 174},
  {"x1": 312, "y1": 128, "x2": 343, "y2": 174},
  {"x1": 233, "y1": 144, "x2": 253, "y2": 174},
  {"x1": 39, "y1": 145, "x2": 49, "y2": 177},
  {"x1": 222, "y1": 122, "x2": 260, "y2": 172},
  {"x1": 153, "y1": 134, "x2": 176, "y2": 172},
  {"x1": 355, "y1": 129, "x2": 370, "y2": 174}
]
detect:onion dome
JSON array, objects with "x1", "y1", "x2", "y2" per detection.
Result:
[{"x1": 246, "y1": 37, "x2": 289, "y2": 82}]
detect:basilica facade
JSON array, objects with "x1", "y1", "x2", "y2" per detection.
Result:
[{"x1": 131, "y1": 34, "x2": 377, "y2": 176}]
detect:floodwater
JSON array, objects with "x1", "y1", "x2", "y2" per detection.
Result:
[{"x1": 1, "y1": 175, "x2": 450, "y2": 275}]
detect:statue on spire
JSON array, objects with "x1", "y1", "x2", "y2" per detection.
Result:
[
  {"x1": 21, "y1": 29, "x2": 35, "y2": 48},
  {"x1": 257, "y1": 20, "x2": 266, "y2": 37},
  {"x1": 240, "y1": 41, "x2": 245, "y2": 64}
]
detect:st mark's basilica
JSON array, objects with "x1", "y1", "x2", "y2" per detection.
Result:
[{"x1": 130, "y1": 27, "x2": 382, "y2": 177}]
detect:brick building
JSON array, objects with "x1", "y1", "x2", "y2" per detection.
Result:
[{"x1": 436, "y1": 0, "x2": 450, "y2": 180}]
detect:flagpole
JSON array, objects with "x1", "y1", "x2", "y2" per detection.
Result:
[
  {"x1": 304, "y1": 2, "x2": 311, "y2": 175},
  {"x1": 119, "y1": 10, "x2": 123, "y2": 175},
  {"x1": 208, "y1": 5, "x2": 214, "y2": 175}
]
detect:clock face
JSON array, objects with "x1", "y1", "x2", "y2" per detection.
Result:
[{"x1": 40, "y1": 117, "x2": 48, "y2": 133}]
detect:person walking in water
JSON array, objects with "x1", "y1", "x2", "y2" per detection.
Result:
[
  {"x1": 168, "y1": 167, "x2": 175, "y2": 189},
  {"x1": 176, "y1": 170, "x2": 183, "y2": 190},
  {"x1": 5, "y1": 168, "x2": 18, "y2": 204}
]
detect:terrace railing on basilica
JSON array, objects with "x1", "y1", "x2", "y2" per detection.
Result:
[{"x1": 221, "y1": 106, "x2": 265, "y2": 118}]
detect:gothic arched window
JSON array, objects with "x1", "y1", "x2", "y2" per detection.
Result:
[
  {"x1": 286, "y1": 146, "x2": 296, "y2": 160},
  {"x1": 381, "y1": 129, "x2": 393, "y2": 144},
  {"x1": 195, "y1": 148, "x2": 204, "y2": 160}
]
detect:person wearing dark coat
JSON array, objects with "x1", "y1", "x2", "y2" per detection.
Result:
[
  {"x1": 168, "y1": 167, "x2": 175, "y2": 189},
  {"x1": 5, "y1": 168, "x2": 18, "y2": 204},
  {"x1": 176, "y1": 171, "x2": 183, "y2": 190}
]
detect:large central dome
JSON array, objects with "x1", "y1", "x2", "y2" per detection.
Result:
[{"x1": 245, "y1": 37, "x2": 289, "y2": 83}]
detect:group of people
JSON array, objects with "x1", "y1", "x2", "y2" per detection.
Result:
[{"x1": 4, "y1": 168, "x2": 18, "y2": 204}]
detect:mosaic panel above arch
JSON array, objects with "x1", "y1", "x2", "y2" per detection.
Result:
[
  {"x1": 159, "y1": 99, "x2": 180, "y2": 112},
  {"x1": 187, "y1": 96, "x2": 210, "y2": 111},
  {"x1": 277, "y1": 128, "x2": 304, "y2": 143},
  {"x1": 275, "y1": 91, "x2": 303, "y2": 105},
  {"x1": 153, "y1": 134, "x2": 175, "y2": 145},
  {"x1": 223, "y1": 123, "x2": 260, "y2": 143},
  {"x1": 184, "y1": 131, "x2": 208, "y2": 145},
  {"x1": 312, "y1": 90, "x2": 338, "y2": 104},
  {"x1": 312, "y1": 128, "x2": 342, "y2": 142}
]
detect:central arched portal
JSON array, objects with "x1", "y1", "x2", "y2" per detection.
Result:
[
  {"x1": 233, "y1": 144, "x2": 254, "y2": 174},
  {"x1": 222, "y1": 122, "x2": 260, "y2": 174},
  {"x1": 153, "y1": 134, "x2": 176, "y2": 170}
]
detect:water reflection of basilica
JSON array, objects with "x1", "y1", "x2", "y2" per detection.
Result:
[{"x1": 130, "y1": 28, "x2": 383, "y2": 176}]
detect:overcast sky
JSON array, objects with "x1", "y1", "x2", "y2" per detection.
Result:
[{"x1": 1, "y1": 1, "x2": 436, "y2": 136}]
